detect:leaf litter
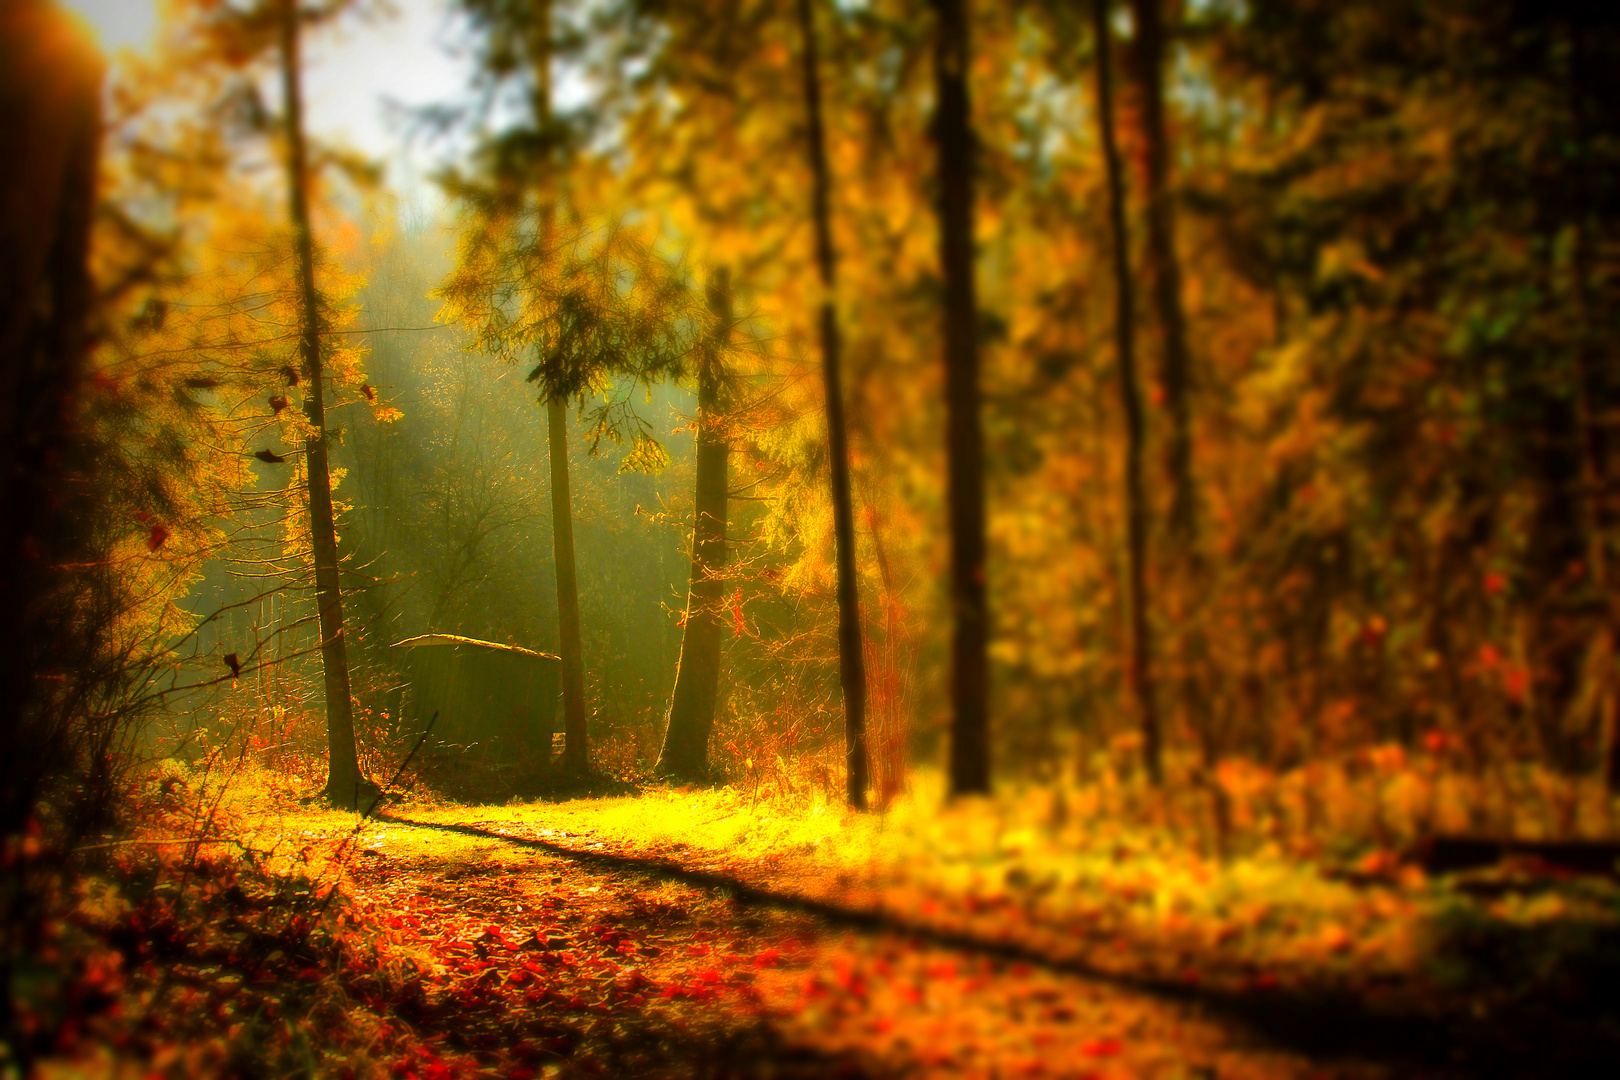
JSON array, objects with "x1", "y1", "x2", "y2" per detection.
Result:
[{"x1": 28, "y1": 768, "x2": 1620, "y2": 1077}]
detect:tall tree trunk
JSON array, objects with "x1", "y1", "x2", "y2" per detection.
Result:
[
  {"x1": 934, "y1": 0, "x2": 991, "y2": 796},
  {"x1": 278, "y1": 0, "x2": 367, "y2": 809},
  {"x1": 0, "y1": 0, "x2": 100, "y2": 831},
  {"x1": 1092, "y1": 0, "x2": 1162, "y2": 785},
  {"x1": 1131, "y1": 0, "x2": 1208, "y2": 803},
  {"x1": 0, "y1": 8, "x2": 99, "y2": 1062},
  {"x1": 656, "y1": 277, "x2": 731, "y2": 781},
  {"x1": 1129, "y1": 0, "x2": 1195, "y2": 546},
  {"x1": 527, "y1": 0, "x2": 589, "y2": 774},
  {"x1": 548, "y1": 397, "x2": 589, "y2": 773},
  {"x1": 797, "y1": 0, "x2": 869, "y2": 810}
]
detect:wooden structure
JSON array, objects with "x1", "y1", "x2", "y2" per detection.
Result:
[{"x1": 391, "y1": 634, "x2": 561, "y2": 758}]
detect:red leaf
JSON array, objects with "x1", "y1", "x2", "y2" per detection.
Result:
[
  {"x1": 145, "y1": 524, "x2": 169, "y2": 551},
  {"x1": 1083, "y1": 1038, "x2": 1122, "y2": 1057}
]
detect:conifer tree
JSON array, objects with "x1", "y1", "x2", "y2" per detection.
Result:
[{"x1": 447, "y1": 0, "x2": 592, "y2": 773}]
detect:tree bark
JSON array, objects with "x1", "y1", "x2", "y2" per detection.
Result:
[
  {"x1": 0, "y1": 11, "x2": 100, "y2": 1059},
  {"x1": 525, "y1": 0, "x2": 589, "y2": 775},
  {"x1": 1129, "y1": 0, "x2": 1195, "y2": 546},
  {"x1": 656, "y1": 278, "x2": 731, "y2": 781},
  {"x1": 278, "y1": 0, "x2": 367, "y2": 809},
  {"x1": 933, "y1": 0, "x2": 991, "y2": 796},
  {"x1": 1092, "y1": 0, "x2": 1163, "y2": 785},
  {"x1": 797, "y1": 0, "x2": 869, "y2": 810},
  {"x1": 548, "y1": 396, "x2": 589, "y2": 773},
  {"x1": 0, "y1": 1, "x2": 100, "y2": 834}
]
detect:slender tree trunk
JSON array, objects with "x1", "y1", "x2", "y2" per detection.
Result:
[
  {"x1": 278, "y1": 0, "x2": 367, "y2": 809},
  {"x1": 1131, "y1": 0, "x2": 1208, "y2": 800},
  {"x1": 548, "y1": 397, "x2": 589, "y2": 773},
  {"x1": 797, "y1": 0, "x2": 869, "y2": 810},
  {"x1": 1129, "y1": 0, "x2": 1195, "y2": 546},
  {"x1": 526, "y1": 0, "x2": 589, "y2": 774},
  {"x1": 1092, "y1": 0, "x2": 1162, "y2": 785},
  {"x1": 934, "y1": 0, "x2": 991, "y2": 797},
  {"x1": 656, "y1": 278, "x2": 731, "y2": 781}
]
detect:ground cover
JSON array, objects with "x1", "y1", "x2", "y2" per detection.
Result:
[{"x1": 20, "y1": 761, "x2": 1620, "y2": 1078}]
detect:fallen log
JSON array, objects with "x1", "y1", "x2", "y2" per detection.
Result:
[{"x1": 1414, "y1": 836, "x2": 1620, "y2": 878}]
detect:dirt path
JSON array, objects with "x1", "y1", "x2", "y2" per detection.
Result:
[{"x1": 343, "y1": 813, "x2": 1398, "y2": 1079}]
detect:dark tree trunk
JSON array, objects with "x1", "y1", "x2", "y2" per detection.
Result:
[
  {"x1": 0, "y1": 1, "x2": 100, "y2": 839},
  {"x1": 1563, "y1": 26, "x2": 1620, "y2": 793},
  {"x1": 1093, "y1": 0, "x2": 1163, "y2": 785},
  {"x1": 1129, "y1": 0, "x2": 1195, "y2": 546},
  {"x1": 933, "y1": 0, "x2": 991, "y2": 797},
  {"x1": 656, "y1": 277, "x2": 731, "y2": 781},
  {"x1": 548, "y1": 396, "x2": 589, "y2": 773},
  {"x1": 797, "y1": 0, "x2": 869, "y2": 810},
  {"x1": 278, "y1": 0, "x2": 368, "y2": 809},
  {"x1": 1, "y1": 20, "x2": 101, "y2": 1063}
]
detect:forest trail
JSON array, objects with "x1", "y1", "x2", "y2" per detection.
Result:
[{"x1": 338, "y1": 809, "x2": 1396, "y2": 1079}]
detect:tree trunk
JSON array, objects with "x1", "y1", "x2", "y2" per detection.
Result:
[
  {"x1": 1562, "y1": 26, "x2": 1620, "y2": 794},
  {"x1": 656, "y1": 278, "x2": 731, "y2": 781},
  {"x1": 1092, "y1": 0, "x2": 1163, "y2": 785},
  {"x1": 1130, "y1": 0, "x2": 1208, "y2": 798},
  {"x1": 933, "y1": 0, "x2": 991, "y2": 796},
  {"x1": 278, "y1": 0, "x2": 368, "y2": 809},
  {"x1": 524, "y1": 0, "x2": 590, "y2": 776},
  {"x1": 1129, "y1": 0, "x2": 1195, "y2": 546},
  {"x1": 0, "y1": 0, "x2": 100, "y2": 839},
  {"x1": 548, "y1": 396, "x2": 589, "y2": 773},
  {"x1": 797, "y1": 0, "x2": 869, "y2": 810}
]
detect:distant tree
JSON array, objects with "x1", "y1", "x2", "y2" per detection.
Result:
[
  {"x1": 1092, "y1": 0, "x2": 1162, "y2": 784},
  {"x1": 273, "y1": 0, "x2": 373, "y2": 808},
  {"x1": 438, "y1": 208, "x2": 696, "y2": 772},
  {"x1": 1129, "y1": 0, "x2": 1196, "y2": 548},
  {"x1": 795, "y1": 0, "x2": 868, "y2": 810},
  {"x1": 933, "y1": 0, "x2": 991, "y2": 796},
  {"x1": 444, "y1": 0, "x2": 595, "y2": 773}
]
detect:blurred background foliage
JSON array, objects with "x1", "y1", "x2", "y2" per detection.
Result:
[{"x1": 15, "y1": 0, "x2": 1620, "y2": 839}]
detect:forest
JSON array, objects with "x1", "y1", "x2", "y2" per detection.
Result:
[{"x1": 5, "y1": 0, "x2": 1620, "y2": 1075}]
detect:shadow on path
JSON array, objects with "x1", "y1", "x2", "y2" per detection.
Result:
[{"x1": 376, "y1": 813, "x2": 1616, "y2": 1078}]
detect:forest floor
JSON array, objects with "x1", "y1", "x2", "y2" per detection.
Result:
[{"x1": 22, "y1": 766, "x2": 1620, "y2": 1078}]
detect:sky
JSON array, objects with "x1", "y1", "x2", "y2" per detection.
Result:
[{"x1": 59, "y1": 0, "x2": 471, "y2": 207}]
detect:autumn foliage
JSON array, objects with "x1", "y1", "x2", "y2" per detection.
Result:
[{"x1": 7, "y1": 0, "x2": 1620, "y2": 1075}]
